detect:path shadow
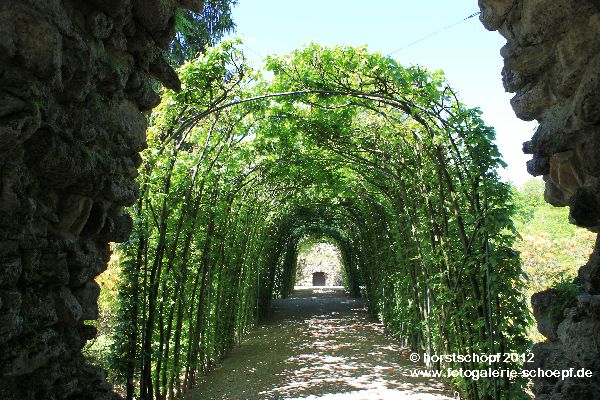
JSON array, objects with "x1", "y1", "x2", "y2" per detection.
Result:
[{"x1": 186, "y1": 287, "x2": 455, "y2": 400}]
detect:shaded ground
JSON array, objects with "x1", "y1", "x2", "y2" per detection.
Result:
[{"x1": 186, "y1": 287, "x2": 455, "y2": 400}]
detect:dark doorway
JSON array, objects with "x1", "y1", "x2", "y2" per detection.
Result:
[{"x1": 312, "y1": 272, "x2": 326, "y2": 286}]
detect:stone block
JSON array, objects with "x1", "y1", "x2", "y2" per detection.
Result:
[
  {"x1": 132, "y1": 0, "x2": 177, "y2": 43},
  {"x1": 1, "y1": 328, "x2": 65, "y2": 377},
  {"x1": 0, "y1": 240, "x2": 18, "y2": 257},
  {"x1": 478, "y1": 0, "x2": 513, "y2": 30},
  {"x1": 103, "y1": 178, "x2": 137, "y2": 206},
  {"x1": 87, "y1": 11, "x2": 114, "y2": 39},
  {"x1": 85, "y1": 0, "x2": 130, "y2": 18},
  {"x1": 527, "y1": 155, "x2": 549, "y2": 176},
  {"x1": 0, "y1": 93, "x2": 27, "y2": 120},
  {"x1": 576, "y1": 293, "x2": 600, "y2": 316},
  {"x1": 0, "y1": 289, "x2": 23, "y2": 344},
  {"x1": 557, "y1": 309, "x2": 600, "y2": 370},
  {"x1": 95, "y1": 213, "x2": 133, "y2": 243},
  {"x1": 79, "y1": 324, "x2": 97, "y2": 341},
  {"x1": 101, "y1": 99, "x2": 148, "y2": 152},
  {"x1": 56, "y1": 194, "x2": 93, "y2": 235},
  {"x1": 510, "y1": 82, "x2": 553, "y2": 121},
  {"x1": 554, "y1": 20, "x2": 600, "y2": 98},
  {"x1": 531, "y1": 288, "x2": 562, "y2": 342},
  {"x1": 54, "y1": 286, "x2": 82, "y2": 326},
  {"x1": 80, "y1": 202, "x2": 108, "y2": 238},
  {"x1": 569, "y1": 187, "x2": 600, "y2": 229},
  {"x1": 549, "y1": 150, "x2": 583, "y2": 198},
  {"x1": 66, "y1": 250, "x2": 95, "y2": 287},
  {"x1": 0, "y1": 314, "x2": 24, "y2": 345},
  {"x1": 25, "y1": 130, "x2": 89, "y2": 190},
  {"x1": 20, "y1": 249, "x2": 69, "y2": 286},
  {"x1": 179, "y1": 0, "x2": 205, "y2": 13},
  {"x1": 73, "y1": 281, "x2": 100, "y2": 320},
  {"x1": 126, "y1": 70, "x2": 162, "y2": 111},
  {"x1": 0, "y1": 289, "x2": 22, "y2": 313},
  {"x1": 576, "y1": 134, "x2": 600, "y2": 177},
  {"x1": 561, "y1": 380, "x2": 600, "y2": 400},
  {"x1": 527, "y1": 342, "x2": 574, "y2": 373},
  {"x1": 577, "y1": 75, "x2": 600, "y2": 126},
  {"x1": 66, "y1": 242, "x2": 110, "y2": 286},
  {"x1": 97, "y1": 48, "x2": 134, "y2": 92},
  {"x1": 149, "y1": 56, "x2": 181, "y2": 91},
  {"x1": 39, "y1": 251, "x2": 70, "y2": 285},
  {"x1": 1, "y1": 6, "x2": 62, "y2": 80},
  {"x1": 0, "y1": 256, "x2": 22, "y2": 288},
  {"x1": 581, "y1": 255, "x2": 600, "y2": 295},
  {"x1": 22, "y1": 287, "x2": 58, "y2": 329},
  {"x1": 501, "y1": 42, "x2": 551, "y2": 89}
]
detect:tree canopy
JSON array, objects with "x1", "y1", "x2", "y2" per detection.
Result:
[{"x1": 168, "y1": 0, "x2": 237, "y2": 67}]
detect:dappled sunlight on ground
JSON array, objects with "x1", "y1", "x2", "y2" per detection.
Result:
[
  {"x1": 283, "y1": 389, "x2": 456, "y2": 400},
  {"x1": 186, "y1": 287, "x2": 454, "y2": 400}
]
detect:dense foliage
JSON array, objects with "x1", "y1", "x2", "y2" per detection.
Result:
[
  {"x1": 100, "y1": 41, "x2": 531, "y2": 400},
  {"x1": 513, "y1": 179, "x2": 595, "y2": 292},
  {"x1": 512, "y1": 179, "x2": 594, "y2": 340}
]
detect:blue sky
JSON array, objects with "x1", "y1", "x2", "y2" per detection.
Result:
[{"x1": 225, "y1": 0, "x2": 536, "y2": 185}]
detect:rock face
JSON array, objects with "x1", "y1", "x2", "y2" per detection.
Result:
[
  {"x1": 0, "y1": 0, "x2": 199, "y2": 398},
  {"x1": 479, "y1": 0, "x2": 600, "y2": 398},
  {"x1": 296, "y1": 243, "x2": 344, "y2": 287}
]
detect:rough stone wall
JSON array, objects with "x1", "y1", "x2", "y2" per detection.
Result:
[
  {"x1": 0, "y1": 0, "x2": 200, "y2": 398},
  {"x1": 296, "y1": 243, "x2": 344, "y2": 287},
  {"x1": 479, "y1": 1, "x2": 600, "y2": 398}
]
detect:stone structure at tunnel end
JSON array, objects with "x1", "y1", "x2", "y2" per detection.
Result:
[
  {"x1": 0, "y1": 0, "x2": 201, "y2": 398},
  {"x1": 479, "y1": 0, "x2": 600, "y2": 398},
  {"x1": 295, "y1": 243, "x2": 344, "y2": 287}
]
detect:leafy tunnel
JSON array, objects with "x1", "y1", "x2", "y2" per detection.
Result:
[{"x1": 107, "y1": 41, "x2": 529, "y2": 400}]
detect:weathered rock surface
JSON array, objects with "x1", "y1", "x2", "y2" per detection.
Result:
[
  {"x1": 0, "y1": 0, "x2": 199, "y2": 398},
  {"x1": 479, "y1": 0, "x2": 600, "y2": 398},
  {"x1": 296, "y1": 243, "x2": 344, "y2": 287},
  {"x1": 531, "y1": 288, "x2": 563, "y2": 342}
]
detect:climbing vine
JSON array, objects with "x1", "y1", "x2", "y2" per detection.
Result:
[{"x1": 107, "y1": 41, "x2": 530, "y2": 400}]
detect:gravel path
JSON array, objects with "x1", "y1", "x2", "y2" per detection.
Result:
[{"x1": 185, "y1": 287, "x2": 455, "y2": 400}]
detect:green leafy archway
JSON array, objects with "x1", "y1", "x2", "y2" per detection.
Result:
[{"x1": 110, "y1": 41, "x2": 530, "y2": 400}]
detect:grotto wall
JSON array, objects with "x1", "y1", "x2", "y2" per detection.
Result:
[
  {"x1": 0, "y1": 0, "x2": 200, "y2": 398},
  {"x1": 295, "y1": 243, "x2": 344, "y2": 287},
  {"x1": 479, "y1": 0, "x2": 600, "y2": 398}
]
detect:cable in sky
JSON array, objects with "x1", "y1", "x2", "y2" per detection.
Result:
[
  {"x1": 387, "y1": 11, "x2": 481, "y2": 57},
  {"x1": 242, "y1": 42, "x2": 264, "y2": 59}
]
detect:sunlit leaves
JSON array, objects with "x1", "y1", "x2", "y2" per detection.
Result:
[{"x1": 101, "y1": 41, "x2": 533, "y2": 400}]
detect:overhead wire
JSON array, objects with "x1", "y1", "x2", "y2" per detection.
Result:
[
  {"x1": 238, "y1": 11, "x2": 482, "y2": 61},
  {"x1": 386, "y1": 11, "x2": 481, "y2": 56}
]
